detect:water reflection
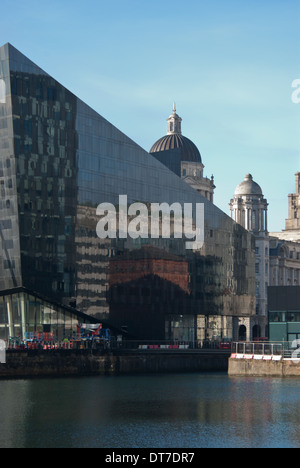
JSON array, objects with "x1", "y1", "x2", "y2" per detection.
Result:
[{"x1": 1, "y1": 374, "x2": 300, "y2": 448}]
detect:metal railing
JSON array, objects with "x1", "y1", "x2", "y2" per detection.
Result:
[
  {"x1": 232, "y1": 342, "x2": 283, "y2": 356},
  {"x1": 110, "y1": 340, "x2": 228, "y2": 351},
  {"x1": 231, "y1": 341, "x2": 300, "y2": 359},
  {"x1": 5, "y1": 338, "x2": 230, "y2": 352}
]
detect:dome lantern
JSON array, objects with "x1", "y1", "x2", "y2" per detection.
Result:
[{"x1": 167, "y1": 103, "x2": 182, "y2": 135}]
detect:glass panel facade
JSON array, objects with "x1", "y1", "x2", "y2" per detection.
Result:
[
  {"x1": 0, "y1": 43, "x2": 256, "y2": 341},
  {"x1": 269, "y1": 311, "x2": 300, "y2": 323},
  {"x1": 269, "y1": 287, "x2": 300, "y2": 343},
  {"x1": 0, "y1": 44, "x2": 22, "y2": 291},
  {"x1": 165, "y1": 316, "x2": 195, "y2": 342},
  {"x1": 0, "y1": 288, "x2": 94, "y2": 340}
]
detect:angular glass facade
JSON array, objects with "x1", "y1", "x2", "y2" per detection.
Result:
[
  {"x1": 0, "y1": 287, "x2": 95, "y2": 342},
  {"x1": 0, "y1": 43, "x2": 256, "y2": 342}
]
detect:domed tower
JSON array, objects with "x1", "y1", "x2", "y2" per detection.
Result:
[
  {"x1": 150, "y1": 105, "x2": 215, "y2": 202},
  {"x1": 230, "y1": 174, "x2": 269, "y2": 336},
  {"x1": 230, "y1": 174, "x2": 268, "y2": 232}
]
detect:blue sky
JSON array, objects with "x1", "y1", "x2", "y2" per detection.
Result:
[{"x1": 1, "y1": 0, "x2": 299, "y2": 231}]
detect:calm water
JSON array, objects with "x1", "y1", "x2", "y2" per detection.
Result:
[{"x1": 1, "y1": 372, "x2": 300, "y2": 448}]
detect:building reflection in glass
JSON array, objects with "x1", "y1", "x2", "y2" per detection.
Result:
[{"x1": 0, "y1": 43, "x2": 256, "y2": 342}]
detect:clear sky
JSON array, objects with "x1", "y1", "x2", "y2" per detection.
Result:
[{"x1": 1, "y1": 0, "x2": 299, "y2": 232}]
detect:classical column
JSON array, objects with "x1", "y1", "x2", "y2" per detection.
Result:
[{"x1": 245, "y1": 207, "x2": 249, "y2": 230}]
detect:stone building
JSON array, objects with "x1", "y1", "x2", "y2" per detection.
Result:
[
  {"x1": 269, "y1": 171, "x2": 300, "y2": 288},
  {"x1": 271, "y1": 172, "x2": 300, "y2": 241},
  {"x1": 230, "y1": 171, "x2": 300, "y2": 340},
  {"x1": 269, "y1": 237, "x2": 300, "y2": 287},
  {"x1": 229, "y1": 174, "x2": 269, "y2": 337},
  {"x1": 150, "y1": 105, "x2": 215, "y2": 202},
  {"x1": 266, "y1": 172, "x2": 300, "y2": 343}
]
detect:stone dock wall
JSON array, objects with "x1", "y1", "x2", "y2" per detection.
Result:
[
  {"x1": 228, "y1": 357, "x2": 300, "y2": 377},
  {"x1": 0, "y1": 350, "x2": 230, "y2": 379}
]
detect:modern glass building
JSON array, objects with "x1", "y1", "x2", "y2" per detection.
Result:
[
  {"x1": 0, "y1": 286, "x2": 99, "y2": 342},
  {"x1": 0, "y1": 43, "x2": 256, "y2": 342},
  {"x1": 269, "y1": 286, "x2": 300, "y2": 344}
]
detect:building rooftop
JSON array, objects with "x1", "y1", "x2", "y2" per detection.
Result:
[
  {"x1": 234, "y1": 174, "x2": 263, "y2": 197},
  {"x1": 150, "y1": 105, "x2": 202, "y2": 163},
  {"x1": 150, "y1": 133, "x2": 202, "y2": 163}
]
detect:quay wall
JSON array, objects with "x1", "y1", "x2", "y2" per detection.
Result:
[
  {"x1": 0, "y1": 350, "x2": 230, "y2": 379},
  {"x1": 228, "y1": 358, "x2": 300, "y2": 377}
]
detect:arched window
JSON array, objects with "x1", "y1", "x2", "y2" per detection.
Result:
[
  {"x1": 238, "y1": 325, "x2": 247, "y2": 341},
  {"x1": 279, "y1": 245, "x2": 289, "y2": 258}
]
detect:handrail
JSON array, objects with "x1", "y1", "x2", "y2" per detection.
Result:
[{"x1": 231, "y1": 341, "x2": 298, "y2": 358}]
